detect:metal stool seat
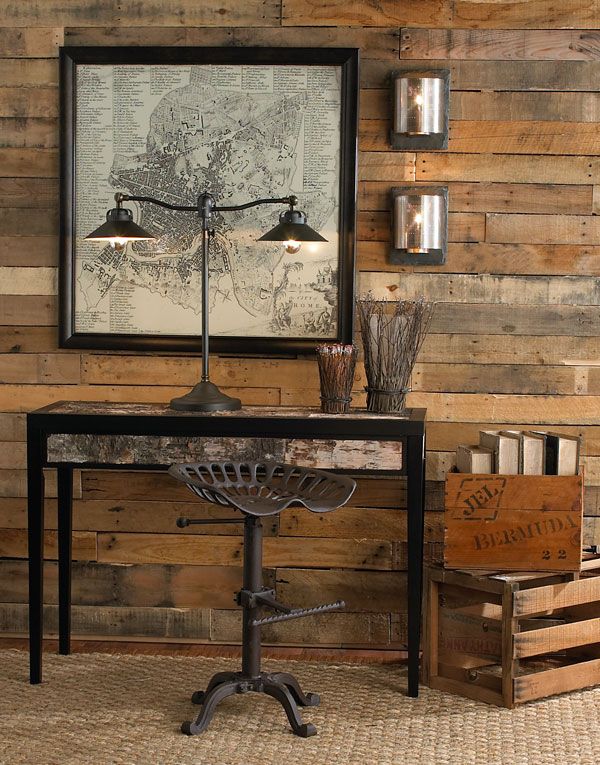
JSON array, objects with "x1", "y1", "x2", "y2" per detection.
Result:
[{"x1": 169, "y1": 461, "x2": 356, "y2": 738}]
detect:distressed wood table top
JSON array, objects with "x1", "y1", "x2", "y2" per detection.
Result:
[
  {"x1": 30, "y1": 402, "x2": 426, "y2": 472},
  {"x1": 33, "y1": 401, "x2": 424, "y2": 421}
]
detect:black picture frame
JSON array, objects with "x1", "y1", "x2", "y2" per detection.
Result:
[{"x1": 59, "y1": 46, "x2": 358, "y2": 355}]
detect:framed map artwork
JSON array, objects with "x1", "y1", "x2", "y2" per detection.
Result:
[{"x1": 59, "y1": 46, "x2": 358, "y2": 354}]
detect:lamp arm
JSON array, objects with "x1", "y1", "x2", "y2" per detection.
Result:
[
  {"x1": 215, "y1": 195, "x2": 297, "y2": 213},
  {"x1": 116, "y1": 193, "x2": 196, "y2": 212},
  {"x1": 115, "y1": 192, "x2": 298, "y2": 215}
]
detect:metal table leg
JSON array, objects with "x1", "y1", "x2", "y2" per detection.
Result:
[
  {"x1": 27, "y1": 420, "x2": 45, "y2": 684},
  {"x1": 57, "y1": 465, "x2": 73, "y2": 655},
  {"x1": 406, "y1": 432, "x2": 426, "y2": 697}
]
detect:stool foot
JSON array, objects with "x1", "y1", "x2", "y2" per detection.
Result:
[
  {"x1": 182, "y1": 679, "x2": 239, "y2": 736},
  {"x1": 263, "y1": 680, "x2": 317, "y2": 737},
  {"x1": 268, "y1": 672, "x2": 320, "y2": 707},
  {"x1": 192, "y1": 671, "x2": 239, "y2": 704}
]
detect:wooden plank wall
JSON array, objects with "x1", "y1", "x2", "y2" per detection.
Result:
[{"x1": 1, "y1": 1, "x2": 600, "y2": 650}]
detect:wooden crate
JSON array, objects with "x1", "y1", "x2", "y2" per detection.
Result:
[
  {"x1": 444, "y1": 473, "x2": 583, "y2": 572},
  {"x1": 422, "y1": 557, "x2": 600, "y2": 707}
]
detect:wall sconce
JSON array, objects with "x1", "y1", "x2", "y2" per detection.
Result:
[
  {"x1": 391, "y1": 70, "x2": 450, "y2": 150},
  {"x1": 390, "y1": 186, "x2": 448, "y2": 265}
]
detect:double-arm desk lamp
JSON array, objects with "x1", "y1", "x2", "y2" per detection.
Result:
[{"x1": 86, "y1": 191, "x2": 326, "y2": 412}]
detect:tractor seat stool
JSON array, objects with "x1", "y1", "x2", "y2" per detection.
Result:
[{"x1": 168, "y1": 460, "x2": 356, "y2": 738}]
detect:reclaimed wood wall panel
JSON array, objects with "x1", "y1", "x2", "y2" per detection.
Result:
[{"x1": 1, "y1": 4, "x2": 599, "y2": 650}]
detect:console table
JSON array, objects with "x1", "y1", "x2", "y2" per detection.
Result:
[{"x1": 27, "y1": 402, "x2": 426, "y2": 695}]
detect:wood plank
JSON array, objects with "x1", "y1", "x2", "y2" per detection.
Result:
[
  {"x1": 449, "y1": 120, "x2": 600, "y2": 156},
  {"x1": 427, "y1": 304, "x2": 600, "y2": 337},
  {"x1": 0, "y1": 353, "x2": 79, "y2": 384},
  {"x1": 439, "y1": 606, "x2": 502, "y2": 659},
  {"x1": 97, "y1": 533, "x2": 393, "y2": 570},
  {"x1": 0, "y1": 60, "x2": 57, "y2": 87},
  {"x1": 0, "y1": 236, "x2": 56, "y2": 267},
  {"x1": 359, "y1": 151, "x2": 416, "y2": 182},
  {"x1": 0, "y1": 529, "x2": 96, "y2": 560},
  {"x1": 0, "y1": 295, "x2": 58, "y2": 326},
  {"x1": 275, "y1": 568, "x2": 406, "y2": 613},
  {"x1": 487, "y1": 213, "x2": 600, "y2": 245},
  {"x1": 404, "y1": 392, "x2": 600, "y2": 426},
  {"x1": 358, "y1": 210, "x2": 485, "y2": 243},
  {"x1": 0, "y1": 88, "x2": 57, "y2": 119},
  {"x1": 0, "y1": 559, "x2": 257, "y2": 609},
  {"x1": 0, "y1": 178, "x2": 58, "y2": 207},
  {"x1": 0, "y1": 117, "x2": 57, "y2": 148},
  {"x1": 0, "y1": 1, "x2": 281, "y2": 27},
  {"x1": 0, "y1": 496, "x2": 276, "y2": 535},
  {"x1": 514, "y1": 657, "x2": 600, "y2": 703},
  {"x1": 365, "y1": 58, "x2": 600, "y2": 91},
  {"x1": 514, "y1": 577, "x2": 600, "y2": 617},
  {"x1": 360, "y1": 272, "x2": 600, "y2": 306},
  {"x1": 279, "y1": 506, "x2": 443, "y2": 542},
  {"x1": 413, "y1": 364, "x2": 577, "y2": 395},
  {"x1": 82, "y1": 355, "x2": 321, "y2": 388},
  {"x1": 0, "y1": 266, "x2": 56, "y2": 294},
  {"x1": 0, "y1": 327, "x2": 59, "y2": 350},
  {"x1": 420, "y1": 334, "x2": 600, "y2": 366},
  {"x1": 514, "y1": 617, "x2": 600, "y2": 659},
  {"x1": 0, "y1": 209, "x2": 56, "y2": 236},
  {"x1": 281, "y1": 0, "x2": 453, "y2": 27},
  {"x1": 81, "y1": 470, "x2": 411, "y2": 507},
  {"x1": 0, "y1": 603, "x2": 210, "y2": 640},
  {"x1": 65, "y1": 26, "x2": 400, "y2": 59},
  {"x1": 0, "y1": 28, "x2": 63, "y2": 57},
  {"x1": 400, "y1": 28, "x2": 600, "y2": 61},
  {"x1": 417, "y1": 153, "x2": 600, "y2": 184},
  {"x1": 0, "y1": 384, "x2": 279, "y2": 412},
  {"x1": 0, "y1": 469, "x2": 83, "y2": 499},
  {"x1": 0, "y1": 412, "x2": 25, "y2": 441},
  {"x1": 452, "y1": 91, "x2": 600, "y2": 123},
  {"x1": 428, "y1": 674, "x2": 504, "y2": 706},
  {"x1": 357, "y1": 241, "x2": 600, "y2": 276},
  {"x1": 452, "y1": 1, "x2": 600, "y2": 29},
  {"x1": 211, "y1": 608, "x2": 393, "y2": 646},
  {"x1": 0, "y1": 442, "x2": 26, "y2": 469},
  {"x1": 0, "y1": 148, "x2": 58, "y2": 177},
  {"x1": 360, "y1": 180, "x2": 593, "y2": 215}
]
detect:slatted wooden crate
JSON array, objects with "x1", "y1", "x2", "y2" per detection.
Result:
[
  {"x1": 422, "y1": 557, "x2": 600, "y2": 707},
  {"x1": 444, "y1": 473, "x2": 584, "y2": 572}
]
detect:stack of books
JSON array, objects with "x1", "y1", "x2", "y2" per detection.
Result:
[{"x1": 456, "y1": 430, "x2": 581, "y2": 475}]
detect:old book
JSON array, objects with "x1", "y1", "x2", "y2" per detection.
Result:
[
  {"x1": 479, "y1": 431, "x2": 519, "y2": 474},
  {"x1": 456, "y1": 444, "x2": 493, "y2": 474},
  {"x1": 547, "y1": 432, "x2": 581, "y2": 475},
  {"x1": 504, "y1": 430, "x2": 545, "y2": 475},
  {"x1": 520, "y1": 431, "x2": 546, "y2": 475}
]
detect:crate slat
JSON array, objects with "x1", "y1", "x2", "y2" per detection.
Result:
[
  {"x1": 514, "y1": 616, "x2": 600, "y2": 658},
  {"x1": 514, "y1": 577, "x2": 600, "y2": 617},
  {"x1": 514, "y1": 657, "x2": 600, "y2": 703}
]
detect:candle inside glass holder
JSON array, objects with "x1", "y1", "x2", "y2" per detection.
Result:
[{"x1": 316, "y1": 344, "x2": 357, "y2": 414}]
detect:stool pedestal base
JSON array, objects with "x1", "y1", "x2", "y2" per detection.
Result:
[{"x1": 182, "y1": 670, "x2": 320, "y2": 737}]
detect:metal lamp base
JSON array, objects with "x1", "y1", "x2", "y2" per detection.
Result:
[{"x1": 169, "y1": 380, "x2": 242, "y2": 412}]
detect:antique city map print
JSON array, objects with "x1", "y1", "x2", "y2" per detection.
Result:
[{"x1": 74, "y1": 64, "x2": 342, "y2": 338}]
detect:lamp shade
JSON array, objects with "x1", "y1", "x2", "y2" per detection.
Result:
[
  {"x1": 258, "y1": 209, "x2": 327, "y2": 244},
  {"x1": 85, "y1": 207, "x2": 156, "y2": 242},
  {"x1": 390, "y1": 185, "x2": 448, "y2": 265}
]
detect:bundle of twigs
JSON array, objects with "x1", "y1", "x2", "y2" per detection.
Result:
[
  {"x1": 357, "y1": 296, "x2": 434, "y2": 413},
  {"x1": 316, "y1": 343, "x2": 358, "y2": 414}
]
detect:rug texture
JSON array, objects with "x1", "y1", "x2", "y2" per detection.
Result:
[{"x1": 1, "y1": 649, "x2": 599, "y2": 765}]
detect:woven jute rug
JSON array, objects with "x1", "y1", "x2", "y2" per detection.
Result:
[{"x1": 1, "y1": 649, "x2": 600, "y2": 765}]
